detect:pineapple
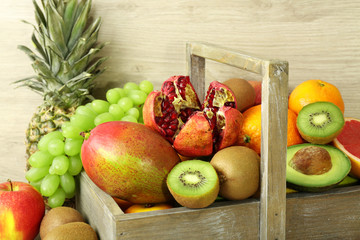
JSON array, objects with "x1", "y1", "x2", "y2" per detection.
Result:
[{"x1": 15, "y1": 0, "x2": 107, "y2": 168}]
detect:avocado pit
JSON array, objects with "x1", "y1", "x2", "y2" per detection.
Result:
[{"x1": 290, "y1": 146, "x2": 332, "y2": 175}]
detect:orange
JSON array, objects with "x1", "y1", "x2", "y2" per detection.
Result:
[
  {"x1": 237, "y1": 105, "x2": 303, "y2": 154},
  {"x1": 289, "y1": 79, "x2": 344, "y2": 115},
  {"x1": 124, "y1": 203, "x2": 173, "y2": 213},
  {"x1": 333, "y1": 117, "x2": 360, "y2": 178}
]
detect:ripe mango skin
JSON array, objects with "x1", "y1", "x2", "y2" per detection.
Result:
[{"x1": 81, "y1": 121, "x2": 180, "y2": 204}]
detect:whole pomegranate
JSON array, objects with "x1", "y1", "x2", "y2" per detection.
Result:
[
  {"x1": 143, "y1": 76, "x2": 244, "y2": 157},
  {"x1": 81, "y1": 121, "x2": 180, "y2": 204}
]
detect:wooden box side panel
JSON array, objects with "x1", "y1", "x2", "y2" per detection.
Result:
[
  {"x1": 77, "y1": 168, "x2": 360, "y2": 239},
  {"x1": 286, "y1": 187, "x2": 360, "y2": 239},
  {"x1": 76, "y1": 171, "x2": 123, "y2": 240},
  {"x1": 114, "y1": 201, "x2": 260, "y2": 240}
]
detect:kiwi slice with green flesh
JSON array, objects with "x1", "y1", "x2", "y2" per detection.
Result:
[
  {"x1": 297, "y1": 101, "x2": 344, "y2": 144},
  {"x1": 166, "y1": 160, "x2": 219, "y2": 209}
]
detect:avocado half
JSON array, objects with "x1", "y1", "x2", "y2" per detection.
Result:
[{"x1": 286, "y1": 143, "x2": 351, "y2": 192}]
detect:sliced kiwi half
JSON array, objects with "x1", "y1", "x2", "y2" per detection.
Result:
[
  {"x1": 166, "y1": 160, "x2": 219, "y2": 209},
  {"x1": 297, "y1": 101, "x2": 344, "y2": 144}
]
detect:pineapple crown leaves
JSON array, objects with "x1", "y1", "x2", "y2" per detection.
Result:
[{"x1": 15, "y1": 0, "x2": 108, "y2": 108}]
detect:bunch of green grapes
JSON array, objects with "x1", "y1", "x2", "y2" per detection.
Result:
[{"x1": 25, "y1": 80, "x2": 154, "y2": 208}]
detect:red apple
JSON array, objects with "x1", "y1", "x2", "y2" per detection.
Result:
[
  {"x1": 248, "y1": 80, "x2": 262, "y2": 105},
  {"x1": 0, "y1": 180, "x2": 45, "y2": 240}
]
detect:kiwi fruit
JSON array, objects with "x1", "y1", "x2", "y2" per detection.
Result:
[
  {"x1": 43, "y1": 222, "x2": 98, "y2": 240},
  {"x1": 223, "y1": 78, "x2": 256, "y2": 112},
  {"x1": 166, "y1": 160, "x2": 219, "y2": 208},
  {"x1": 40, "y1": 206, "x2": 85, "y2": 239},
  {"x1": 210, "y1": 146, "x2": 260, "y2": 200},
  {"x1": 296, "y1": 101, "x2": 344, "y2": 144}
]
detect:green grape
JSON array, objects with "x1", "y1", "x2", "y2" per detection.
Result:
[
  {"x1": 30, "y1": 179, "x2": 42, "y2": 192},
  {"x1": 85, "y1": 102, "x2": 95, "y2": 111},
  {"x1": 75, "y1": 105, "x2": 97, "y2": 118},
  {"x1": 123, "y1": 82, "x2": 140, "y2": 90},
  {"x1": 128, "y1": 90, "x2": 148, "y2": 105},
  {"x1": 38, "y1": 131, "x2": 64, "y2": 151},
  {"x1": 109, "y1": 104, "x2": 125, "y2": 120},
  {"x1": 51, "y1": 155, "x2": 70, "y2": 175},
  {"x1": 118, "y1": 97, "x2": 133, "y2": 112},
  {"x1": 94, "y1": 112, "x2": 115, "y2": 126},
  {"x1": 64, "y1": 138, "x2": 83, "y2": 156},
  {"x1": 60, "y1": 172, "x2": 76, "y2": 196},
  {"x1": 115, "y1": 88, "x2": 126, "y2": 98},
  {"x1": 70, "y1": 114, "x2": 95, "y2": 131},
  {"x1": 68, "y1": 155, "x2": 83, "y2": 176},
  {"x1": 91, "y1": 99, "x2": 110, "y2": 114},
  {"x1": 48, "y1": 188, "x2": 66, "y2": 208},
  {"x1": 121, "y1": 115, "x2": 138, "y2": 123},
  {"x1": 41, "y1": 174, "x2": 60, "y2": 197},
  {"x1": 48, "y1": 165, "x2": 55, "y2": 175},
  {"x1": 65, "y1": 189, "x2": 76, "y2": 199},
  {"x1": 28, "y1": 150, "x2": 54, "y2": 168},
  {"x1": 139, "y1": 80, "x2": 154, "y2": 94},
  {"x1": 126, "y1": 107, "x2": 140, "y2": 120},
  {"x1": 61, "y1": 123, "x2": 83, "y2": 139},
  {"x1": 106, "y1": 88, "x2": 122, "y2": 104},
  {"x1": 25, "y1": 166, "x2": 50, "y2": 182},
  {"x1": 47, "y1": 139, "x2": 65, "y2": 156}
]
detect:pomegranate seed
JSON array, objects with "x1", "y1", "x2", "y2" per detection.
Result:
[
  {"x1": 186, "y1": 108, "x2": 193, "y2": 115},
  {"x1": 155, "y1": 117, "x2": 163, "y2": 125},
  {"x1": 165, "y1": 129, "x2": 175, "y2": 136},
  {"x1": 170, "y1": 112, "x2": 177, "y2": 120},
  {"x1": 161, "y1": 123, "x2": 169, "y2": 129},
  {"x1": 164, "y1": 116, "x2": 171, "y2": 123},
  {"x1": 169, "y1": 124, "x2": 178, "y2": 130}
]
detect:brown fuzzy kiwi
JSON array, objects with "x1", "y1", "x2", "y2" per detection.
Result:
[
  {"x1": 223, "y1": 78, "x2": 256, "y2": 112},
  {"x1": 43, "y1": 222, "x2": 98, "y2": 240},
  {"x1": 40, "y1": 206, "x2": 85, "y2": 239},
  {"x1": 210, "y1": 146, "x2": 260, "y2": 200}
]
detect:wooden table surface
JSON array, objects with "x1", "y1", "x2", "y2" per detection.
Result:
[{"x1": 1, "y1": 0, "x2": 359, "y2": 183}]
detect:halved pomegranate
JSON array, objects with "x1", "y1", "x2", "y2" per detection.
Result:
[{"x1": 143, "y1": 76, "x2": 244, "y2": 157}]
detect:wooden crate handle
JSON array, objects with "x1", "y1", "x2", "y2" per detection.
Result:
[{"x1": 186, "y1": 42, "x2": 289, "y2": 240}]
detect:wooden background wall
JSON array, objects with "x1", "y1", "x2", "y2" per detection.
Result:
[{"x1": 1, "y1": 0, "x2": 359, "y2": 183}]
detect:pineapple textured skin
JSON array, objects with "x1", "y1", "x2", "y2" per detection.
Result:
[{"x1": 15, "y1": 0, "x2": 107, "y2": 164}]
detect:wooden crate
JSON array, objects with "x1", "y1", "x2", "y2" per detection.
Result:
[{"x1": 76, "y1": 42, "x2": 360, "y2": 239}]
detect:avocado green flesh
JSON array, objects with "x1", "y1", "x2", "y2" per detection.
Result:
[{"x1": 286, "y1": 143, "x2": 351, "y2": 191}]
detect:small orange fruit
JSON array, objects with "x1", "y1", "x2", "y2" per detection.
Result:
[
  {"x1": 237, "y1": 105, "x2": 303, "y2": 154},
  {"x1": 289, "y1": 79, "x2": 345, "y2": 115},
  {"x1": 124, "y1": 203, "x2": 173, "y2": 213}
]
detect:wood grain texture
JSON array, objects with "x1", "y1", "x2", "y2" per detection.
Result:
[
  {"x1": 260, "y1": 60, "x2": 288, "y2": 240},
  {"x1": 1, "y1": 0, "x2": 359, "y2": 183}
]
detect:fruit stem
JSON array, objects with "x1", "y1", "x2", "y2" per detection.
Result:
[
  {"x1": 80, "y1": 131, "x2": 90, "y2": 140},
  {"x1": 144, "y1": 203, "x2": 154, "y2": 208},
  {"x1": 7, "y1": 179, "x2": 13, "y2": 191}
]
